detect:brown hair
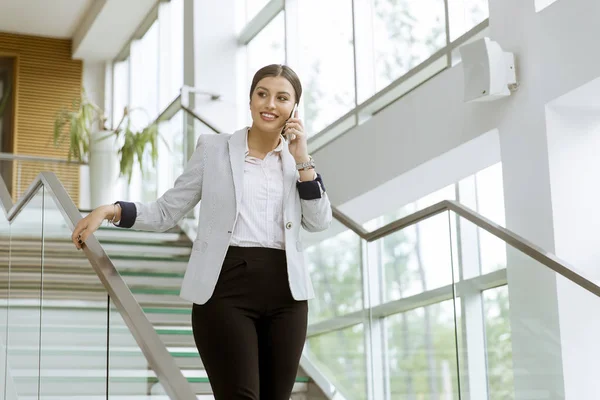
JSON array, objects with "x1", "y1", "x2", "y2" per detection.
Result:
[{"x1": 249, "y1": 64, "x2": 302, "y2": 105}]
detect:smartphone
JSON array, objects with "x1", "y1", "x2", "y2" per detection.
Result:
[{"x1": 282, "y1": 103, "x2": 298, "y2": 143}]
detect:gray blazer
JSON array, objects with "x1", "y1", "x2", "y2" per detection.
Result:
[{"x1": 117, "y1": 128, "x2": 332, "y2": 305}]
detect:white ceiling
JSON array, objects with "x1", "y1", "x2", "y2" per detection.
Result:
[
  {"x1": 0, "y1": 0, "x2": 157, "y2": 61},
  {"x1": 0, "y1": 0, "x2": 94, "y2": 39}
]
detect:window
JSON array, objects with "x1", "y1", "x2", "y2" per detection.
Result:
[
  {"x1": 306, "y1": 324, "x2": 367, "y2": 399},
  {"x1": 377, "y1": 212, "x2": 454, "y2": 303},
  {"x1": 386, "y1": 301, "x2": 460, "y2": 399},
  {"x1": 448, "y1": 0, "x2": 489, "y2": 40},
  {"x1": 483, "y1": 286, "x2": 514, "y2": 400},
  {"x1": 306, "y1": 229, "x2": 363, "y2": 324},
  {"x1": 112, "y1": 58, "x2": 130, "y2": 128},
  {"x1": 245, "y1": 0, "x2": 271, "y2": 22},
  {"x1": 158, "y1": 0, "x2": 184, "y2": 111},
  {"x1": 296, "y1": 0, "x2": 356, "y2": 135},
  {"x1": 129, "y1": 21, "x2": 160, "y2": 202},
  {"x1": 246, "y1": 11, "x2": 286, "y2": 90},
  {"x1": 355, "y1": 0, "x2": 447, "y2": 103}
]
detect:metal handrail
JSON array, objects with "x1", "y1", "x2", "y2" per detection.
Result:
[
  {"x1": 0, "y1": 152, "x2": 87, "y2": 165},
  {"x1": 333, "y1": 201, "x2": 600, "y2": 298},
  {"x1": 0, "y1": 172, "x2": 196, "y2": 400}
]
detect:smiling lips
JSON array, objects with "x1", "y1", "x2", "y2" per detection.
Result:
[{"x1": 260, "y1": 112, "x2": 278, "y2": 122}]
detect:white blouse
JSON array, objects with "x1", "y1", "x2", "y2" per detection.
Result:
[{"x1": 229, "y1": 131, "x2": 286, "y2": 250}]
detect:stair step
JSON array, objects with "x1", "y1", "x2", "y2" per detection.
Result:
[{"x1": 12, "y1": 369, "x2": 309, "y2": 395}]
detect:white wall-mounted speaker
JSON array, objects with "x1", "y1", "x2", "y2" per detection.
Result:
[{"x1": 459, "y1": 37, "x2": 518, "y2": 103}]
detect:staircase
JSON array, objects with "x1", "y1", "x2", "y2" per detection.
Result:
[{"x1": 2, "y1": 218, "x2": 318, "y2": 399}]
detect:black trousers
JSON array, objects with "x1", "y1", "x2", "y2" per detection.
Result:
[{"x1": 191, "y1": 246, "x2": 308, "y2": 400}]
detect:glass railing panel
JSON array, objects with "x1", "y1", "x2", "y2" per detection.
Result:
[
  {"x1": 448, "y1": 211, "x2": 600, "y2": 399},
  {"x1": 108, "y1": 298, "x2": 170, "y2": 398},
  {"x1": 5, "y1": 183, "x2": 44, "y2": 398},
  {"x1": 39, "y1": 186, "x2": 109, "y2": 397},
  {"x1": 305, "y1": 223, "x2": 363, "y2": 325},
  {"x1": 374, "y1": 212, "x2": 455, "y2": 303},
  {"x1": 482, "y1": 286, "x2": 514, "y2": 399},
  {"x1": 384, "y1": 299, "x2": 461, "y2": 399},
  {"x1": 305, "y1": 323, "x2": 367, "y2": 400}
]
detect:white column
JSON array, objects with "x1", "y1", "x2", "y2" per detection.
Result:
[
  {"x1": 545, "y1": 94, "x2": 600, "y2": 400},
  {"x1": 488, "y1": 0, "x2": 565, "y2": 398}
]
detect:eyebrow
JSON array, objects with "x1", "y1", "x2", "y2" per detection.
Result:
[{"x1": 256, "y1": 86, "x2": 291, "y2": 97}]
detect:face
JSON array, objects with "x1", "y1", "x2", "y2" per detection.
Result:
[{"x1": 250, "y1": 76, "x2": 296, "y2": 134}]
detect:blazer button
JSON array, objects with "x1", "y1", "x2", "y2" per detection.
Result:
[{"x1": 286, "y1": 222, "x2": 293, "y2": 230}]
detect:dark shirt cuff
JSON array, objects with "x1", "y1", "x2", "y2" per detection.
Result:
[
  {"x1": 115, "y1": 201, "x2": 137, "y2": 228},
  {"x1": 296, "y1": 173, "x2": 326, "y2": 200}
]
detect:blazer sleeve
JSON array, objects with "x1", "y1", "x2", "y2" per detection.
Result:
[
  {"x1": 115, "y1": 135, "x2": 206, "y2": 232},
  {"x1": 296, "y1": 173, "x2": 333, "y2": 232}
]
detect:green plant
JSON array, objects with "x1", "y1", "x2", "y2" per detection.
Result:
[
  {"x1": 53, "y1": 89, "x2": 163, "y2": 184},
  {"x1": 53, "y1": 88, "x2": 104, "y2": 162},
  {"x1": 108, "y1": 107, "x2": 162, "y2": 184}
]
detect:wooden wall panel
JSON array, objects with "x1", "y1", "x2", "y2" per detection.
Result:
[{"x1": 0, "y1": 32, "x2": 82, "y2": 204}]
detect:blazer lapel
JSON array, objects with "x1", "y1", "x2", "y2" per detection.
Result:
[
  {"x1": 281, "y1": 141, "x2": 298, "y2": 205},
  {"x1": 228, "y1": 128, "x2": 248, "y2": 215}
]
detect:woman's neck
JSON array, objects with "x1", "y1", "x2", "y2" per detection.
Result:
[{"x1": 247, "y1": 126, "x2": 282, "y2": 156}]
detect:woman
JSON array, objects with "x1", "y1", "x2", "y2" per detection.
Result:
[{"x1": 72, "y1": 64, "x2": 332, "y2": 400}]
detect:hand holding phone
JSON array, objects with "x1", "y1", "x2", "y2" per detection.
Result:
[{"x1": 283, "y1": 104, "x2": 298, "y2": 143}]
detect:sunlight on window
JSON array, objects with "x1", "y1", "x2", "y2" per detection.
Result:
[
  {"x1": 245, "y1": 0, "x2": 271, "y2": 22},
  {"x1": 356, "y1": 0, "x2": 447, "y2": 102},
  {"x1": 305, "y1": 325, "x2": 367, "y2": 400},
  {"x1": 296, "y1": 0, "x2": 356, "y2": 136},
  {"x1": 483, "y1": 286, "x2": 515, "y2": 400},
  {"x1": 305, "y1": 230, "x2": 363, "y2": 324},
  {"x1": 247, "y1": 11, "x2": 286, "y2": 84},
  {"x1": 448, "y1": 0, "x2": 489, "y2": 40},
  {"x1": 386, "y1": 301, "x2": 460, "y2": 399}
]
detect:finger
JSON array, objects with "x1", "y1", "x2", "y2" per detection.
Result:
[
  {"x1": 286, "y1": 129, "x2": 304, "y2": 143},
  {"x1": 287, "y1": 118, "x2": 303, "y2": 127},
  {"x1": 285, "y1": 122, "x2": 303, "y2": 133}
]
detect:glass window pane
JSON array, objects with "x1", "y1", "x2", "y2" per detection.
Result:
[
  {"x1": 448, "y1": 0, "x2": 489, "y2": 41},
  {"x1": 475, "y1": 163, "x2": 507, "y2": 274},
  {"x1": 247, "y1": 11, "x2": 286, "y2": 87},
  {"x1": 305, "y1": 324, "x2": 367, "y2": 399},
  {"x1": 483, "y1": 286, "x2": 515, "y2": 400},
  {"x1": 158, "y1": 0, "x2": 184, "y2": 111},
  {"x1": 306, "y1": 229, "x2": 363, "y2": 324},
  {"x1": 296, "y1": 0, "x2": 355, "y2": 135},
  {"x1": 112, "y1": 58, "x2": 129, "y2": 127},
  {"x1": 386, "y1": 300, "x2": 460, "y2": 399},
  {"x1": 131, "y1": 20, "x2": 160, "y2": 120},
  {"x1": 363, "y1": 184, "x2": 456, "y2": 232},
  {"x1": 246, "y1": 0, "x2": 271, "y2": 22},
  {"x1": 378, "y1": 212, "x2": 453, "y2": 303},
  {"x1": 357, "y1": 0, "x2": 447, "y2": 102},
  {"x1": 129, "y1": 21, "x2": 160, "y2": 202}
]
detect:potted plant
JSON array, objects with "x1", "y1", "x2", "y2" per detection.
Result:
[{"x1": 53, "y1": 89, "x2": 162, "y2": 207}]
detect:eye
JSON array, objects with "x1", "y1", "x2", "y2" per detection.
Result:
[
  {"x1": 257, "y1": 91, "x2": 267, "y2": 97},
  {"x1": 278, "y1": 96, "x2": 289, "y2": 102}
]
